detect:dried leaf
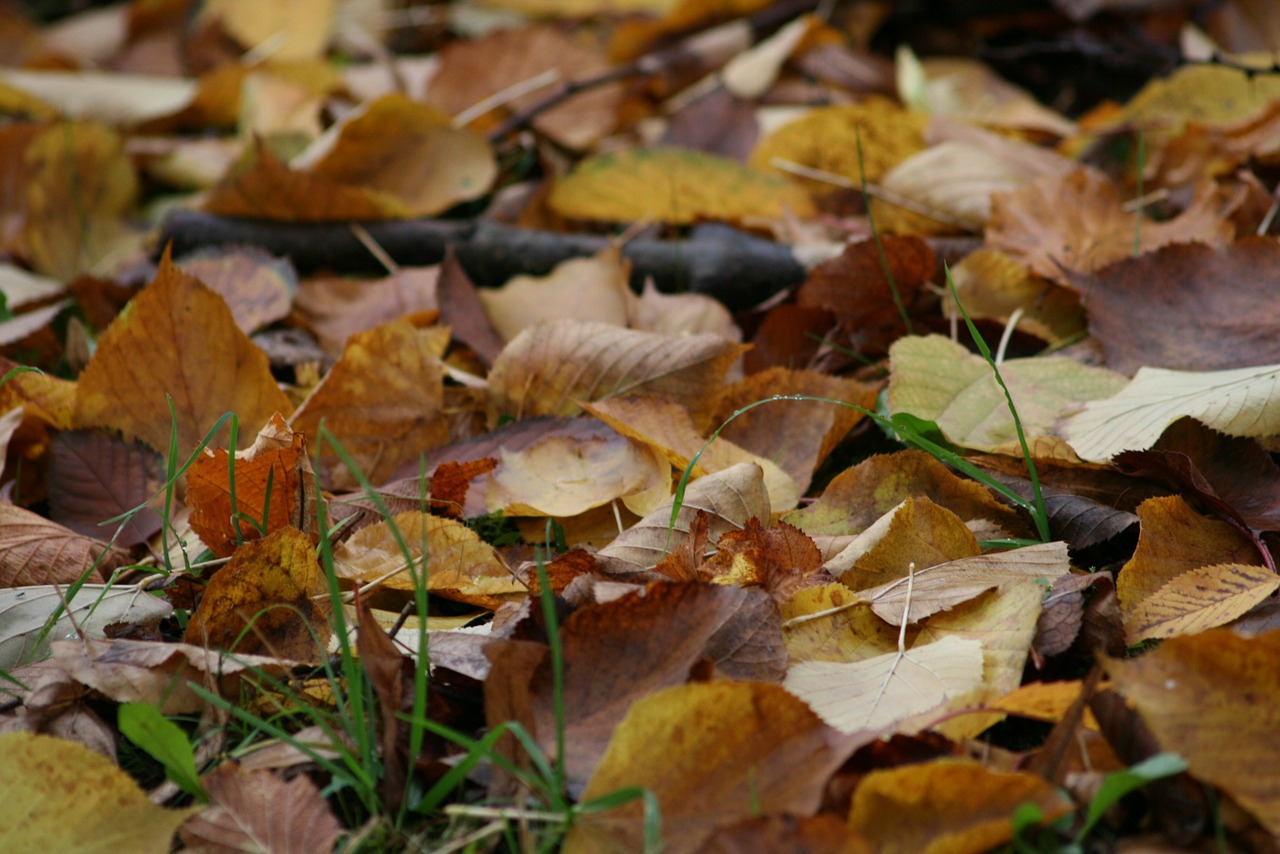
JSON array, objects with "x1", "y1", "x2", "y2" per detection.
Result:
[
  {"x1": 479, "y1": 247, "x2": 631, "y2": 342},
  {"x1": 0, "y1": 583, "x2": 172, "y2": 670},
  {"x1": 488, "y1": 320, "x2": 746, "y2": 428},
  {"x1": 47, "y1": 430, "x2": 163, "y2": 548},
  {"x1": 73, "y1": 251, "x2": 292, "y2": 457},
  {"x1": 784, "y1": 636, "x2": 985, "y2": 734},
  {"x1": 180, "y1": 763, "x2": 342, "y2": 854},
  {"x1": 595, "y1": 463, "x2": 770, "y2": 579},
  {"x1": 333, "y1": 511, "x2": 522, "y2": 609},
  {"x1": 187, "y1": 413, "x2": 315, "y2": 558},
  {"x1": 888, "y1": 334, "x2": 1126, "y2": 456},
  {"x1": 184, "y1": 527, "x2": 330, "y2": 662},
  {"x1": 565, "y1": 682, "x2": 861, "y2": 854},
  {"x1": 290, "y1": 319, "x2": 448, "y2": 489},
  {"x1": 0, "y1": 504, "x2": 129, "y2": 587},
  {"x1": 177, "y1": 246, "x2": 296, "y2": 335},
  {"x1": 0, "y1": 732, "x2": 195, "y2": 853},
  {"x1": 1064, "y1": 360, "x2": 1280, "y2": 462},
  {"x1": 848, "y1": 758, "x2": 1072, "y2": 854},
  {"x1": 1125, "y1": 563, "x2": 1279, "y2": 643},
  {"x1": 550, "y1": 147, "x2": 815, "y2": 225},
  {"x1": 1106, "y1": 628, "x2": 1280, "y2": 837}
]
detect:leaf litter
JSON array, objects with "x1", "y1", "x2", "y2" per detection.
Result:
[{"x1": 2, "y1": 1, "x2": 1280, "y2": 851}]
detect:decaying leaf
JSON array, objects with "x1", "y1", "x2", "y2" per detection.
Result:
[
  {"x1": 184, "y1": 527, "x2": 330, "y2": 662},
  {"x1": 0, "y1": 504, "x2": 130, "y2": 587},
  {"x1": 180, "y1": 762, "x2": 343, "y2": 853}
]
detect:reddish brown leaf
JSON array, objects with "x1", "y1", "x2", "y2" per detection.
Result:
[
  {"x1": 180, "y1": 762, "x2": 343, "y2": 853},
  {"x1": 46, "y1": 430, "x2": 162, "y2": 548},
  {"x1": 0, "y1": 504, "x2": 129, "y2": 587}
]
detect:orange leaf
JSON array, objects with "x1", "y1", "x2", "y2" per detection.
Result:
[
  {"x1": 187, "y1": 413, "x2": 316, "y2": 558},
  {"x1": 73, "y1": 251, "x2": 293, "y2": 457}
]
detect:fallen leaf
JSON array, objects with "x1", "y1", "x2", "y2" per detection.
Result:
[
  {"x1": 22, "y1": 120, "x2": 140, "y2": 280},
  {"x1": 1115, "y1": 495, "x2": 1264, "y2": 642},
  {"x1": 848, "y1": 758, "x2": 1072, "y2": 854},
  {"x1": 289, "y1": 318, "x2": 448, "y2": 490},
  {"x1": 0, "y1": 583, "x2": 172, "y2": 670},
  {"x1": 0, "y1": 504, "x2": 129, "y2": 587},
  {"x1": 856, "y1": 541, "x2": 1069, "y2": 626},
  {"x1": 73, "y1": 251, "x2": 293, "y2": 457},
  {"x1": 947, "y1": 248, "x2": 1085, "y2": 344},
  {"x1": 294, "y1": 266, "x2": 439, "y2": 357},
  {"x1": 582, "y1": 395, "x2": 798, "y2": 512},
  {"x1": 184, "y1": 527, "x2": 330, "y2": 662},
  {"x1": 565, "y1": 681, "x2": 862, "y2": 854},
  {"x1": 0, "y1": 732, "x2": 196, "y2": 853},
  {"x1": 177, "y1": 246, "x2": 296, "y2": 335},
  {"x1": 333, "y1": 511, "x2": 522, "y2": 609},
  {"x1": 180, "y1": 762, "x2": 343, "y2": 853},
  {"x1": 427, "y1": 24, "x2": 623, "y2": 150},
  {"x1": 594, "y1": 462, "x2": 770, "y2": 579},
  {"x1": 987, "y1": 170, "x2": 1237, "y2": 282},
  {"x1": 1063, "y1": 361, "x2": 1280, "y2": 462},
  {"x1": 888, "y1": 334, "x2": 1126, "y2": 456},
  {"x1": 46, "y1": 430, "x2": 163, "y2": 547},
  {"x1": 1106, "y1": 628, "x2": 1280, "y2": 837},
  {"x1": 487, "y1": 320, "x2": 746, "y2": 428},
  {"x1": 301, "y1": 93, "x2": 495, "y2": 217},
  {"x1": 829, "y1": 496, "x2": 981, "y2": 590},
  {"x1": 710, "y1": 368, "x2": 876, "y2": 494},
  {"x1": 198, "y1": 0, "x2": 337, "y2": 61},
  {"x1": 784, "y1": 636, "x2": 985, "y2": 734},
  {"x1": 1125, "y1": 563, "x2": 1279, "y2": 643},
  {"x1": 549, "y1": 147, "x2": 815, "y2": 225},
  {"x1": 780, "y1": 582, "x2": 903, "y2": 664},
  {"x1": 187, "y1": 413, "x2": 315, "y2": 558},
  {"x1": 479, "y1": 247, "x2": 631, "y2": 342},
  {"x1": 785, "y1": 449, "x2": 1025, "y2": 538},
  {"x1": 697, "y1": 518, "x2": 831, "y2": 603},
  {"x1": 485, "y1": 425, "x2": 671, "y2": 518}
]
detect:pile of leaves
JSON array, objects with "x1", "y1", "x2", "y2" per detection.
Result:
[{"x1": 3, "y1": 0, "x2": 1280, "y2": 850}]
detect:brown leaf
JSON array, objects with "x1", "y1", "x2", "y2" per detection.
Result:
[
  {"x1": 711, "y1": 368, "x2": 876, "y2": 494},
  {"x1": 290, "y1": 318, "x2": 448, "y2": 489},
  {"x1": 987, "y1": 169, "x2": 1237, "y2": 283},
  {"x1": 488, "y1": 320, "x2": 746, "y2": 428},
  {"x1": 565, "y1": 682, "x2": 864, "y2": 854},
  {"x1": 698, "y1": 814, "x2": 869, "y2": 854},
  {"x1": 294, "y1": 266, "x2": 439, "y2": 358},
  {"x1": 697, "y1": 518, "x2": 831, "y2": 603},
  {"x1": 305, "y1": 93, "x2": 495, "y2": 217},
  {"x1": 356, "y1": 600, "x2": 414, "y2": 811},
  {"x1": 1106, "y1": 628, "x2": 1280, "y2": 837},
  {"x1": 180, "y1": 762, "x2": 342, "y2": 854},
  {"x1": 47, "y1": 430, "x2": 163, "y2": 548},
  {"x1": 73, "y1": 250, "x2": 293, "y2": 457},
  {"x1": 524, "y1": 582, "x2": 786, "y2": 788},
  {"x1": 436, "y1": 248, "x2": 504, "y2": 368},
  {"x1": 1071, "y1": 238, "x2": 1280, "y2": 374},
  {"x1": 595, "y1": 463, "x2": 770, "y2": 579},
  {"x1": 177, "y1": 246, "x2": 296, "y2": 334},
  {"x1": 184, "y1": 527, "x2": 331, "y2": 662},
  {"x1": 785, "y1": 450, "x2": 1024, "y2": 539},
  {"x1": 796, "y1": 236, "x2": 935, "y2": 355},
  {"x1": 0, "y1": 503, "x2": 129, "y2": 586}
]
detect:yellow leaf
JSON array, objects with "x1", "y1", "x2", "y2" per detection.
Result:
[
  {"x1": 550, "y1": 147, "x2": 815, "y2": 225},
  {"x1": 200, "y1": 0, "x2": 337, "y2": 61},
  {"x1": 0, "y1": 732, "x2": 196, "y2": 853},
  {"x1": 1106, "y1": 629, "x2": 1280, "y2": 837},
  {"x1": 1125, "y1": 563, "x2": 1279, "y2": 643},
  {"x1": 849, "y1": 758, "x2": 1072, "y2": 854},
  {"x1": 567, "y1": 681, "x2": 854, "y2": 854}
]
